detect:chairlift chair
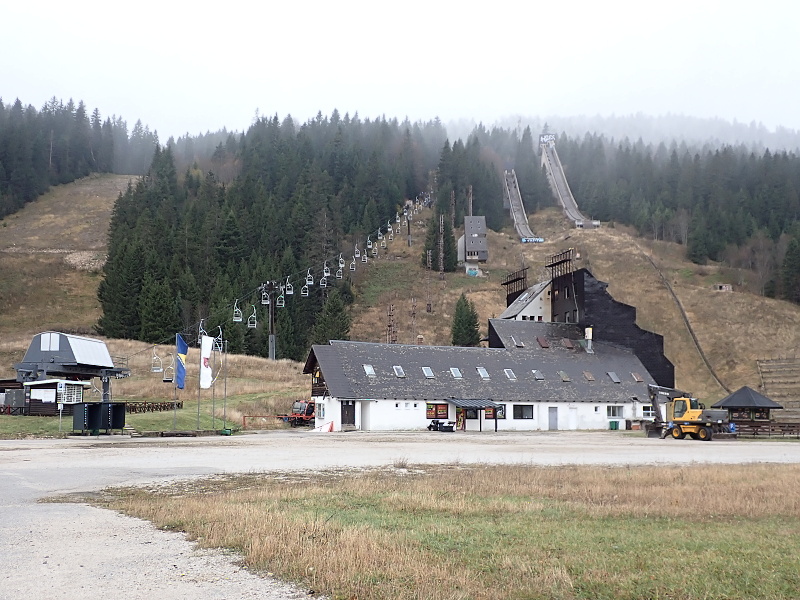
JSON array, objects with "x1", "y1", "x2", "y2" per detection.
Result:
[
  {"x1": 366, "y1": 236, "x2": 372, "y2": 249},
  {"x1": 320, "y1": 276, "x2": 327, "y2": 288},
  {"x1": 162, "y1": 355, "x2": 175, "y2": 383},
  {"x1": 323, "y1": 262, "x2": 331, "y2": 278},
  {"x1": 361, "y1": 253, "x2": 368, "y2": 263},
  {"x1": 261, "y1": 288, "x2": 270, "y2": 305},
  {"x1": 335, "y1": 268, "x2": 343, "y2": 279},
  {"x1": 198, "y1": 319, "x2": 207, "y2": 345},
  {"x1": 233, "y1": 299, "x2": 243, "y2": 322},
  {"x1": 151, "y1": 348, "x2": 163, "y2": 373},
  {"x1": 285, "y1": 277, "x2": 294, "y2": 295},
  {"x1": 338, "y1": 254, "x2": 345, "y2": 269},
  {"x1": 396, "y1": 213, "x2": 400, "y2": 223},
  {"x1": 276, "y1": 293, "x2": 285, "y2": 308},
  {"x1": 301, "y1": 285, "x2": 309, "y2": 297},
  {"x1": 371, "y1": 245, "x2": 378, "y2": 256},
  {"x1": 214, "y1": 326, "x2": 224, "y2": 352},
  {"x1": 247, "y1": 305, "x2": 257, "y2": 328},
  {"x1": 380, "y1": 238, "x2": 387, "y2": 248},
  {"x1": 305, "y1": 269, "x2": 314, "y2": 286},
  {"x1": 350, "y1": 257, "x2": 356, "y2": 271},
  {"x1": 377, "y1": 231, "x2": 383, "y2": 240},
  {"x1": 388, "y1": 232, "x2": 394, "y2": 241}
]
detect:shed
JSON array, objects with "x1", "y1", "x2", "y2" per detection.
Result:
[{"x1": 711, "y1": 386, "x2": 783, "y2": 422}]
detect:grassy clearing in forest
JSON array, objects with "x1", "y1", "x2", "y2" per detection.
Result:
[{"x1": 95, "y1": 463, "x2": 800, "y2": 600}]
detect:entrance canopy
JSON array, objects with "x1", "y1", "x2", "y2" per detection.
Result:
[{"x1": 449, "y1": 398, "x2": 499, "y2": 409}]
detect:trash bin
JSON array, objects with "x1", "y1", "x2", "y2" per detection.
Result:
[{"x1": 609, "y1": 421, "x2": 619, "y2": 431}]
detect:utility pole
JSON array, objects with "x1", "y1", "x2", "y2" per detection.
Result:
[{"x1": 439, "y1": 214, "x2": 445, "y2": 281}]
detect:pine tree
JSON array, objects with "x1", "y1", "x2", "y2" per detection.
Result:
[
  {"x1": 451, "y1": 293, "x2": 480, "y2": 346},
  {"x1": 310, "y1": 290, "x2": 351, "y2": 345}
]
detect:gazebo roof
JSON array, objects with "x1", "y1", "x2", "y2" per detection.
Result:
[{"x1": 711, "y1": 386, "x2": 783, "y2": 409}]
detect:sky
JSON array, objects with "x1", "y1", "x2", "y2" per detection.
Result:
[{"x1": 3, "y1": 0, "x2": 799, "y2": 141}]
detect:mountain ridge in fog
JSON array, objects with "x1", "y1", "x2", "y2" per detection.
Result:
[{"x1": 447, "y1": 113, "x2": 800, "y2": 152}]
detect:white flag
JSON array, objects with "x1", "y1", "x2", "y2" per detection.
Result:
[{"x1": 200, "y1": 335, "x2": 213, "y2": 389}]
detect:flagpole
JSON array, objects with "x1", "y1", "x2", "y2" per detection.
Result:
[
  {"x1": 197, "y1": 343, "x2": 201, "y2": 431},
  {"x1": 172, "y1": 334, "x2": 178, "y2": 431},
  {"x1": 223, "y1": 340, "x2": 228, "y2": 431},
  {"x1": 211, "y1": 348, "x2": 216, "y2": 431}
]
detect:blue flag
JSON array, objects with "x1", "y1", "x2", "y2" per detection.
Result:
[{"x1": 175, "y1": 334, "x2": 188, "y2": 389}]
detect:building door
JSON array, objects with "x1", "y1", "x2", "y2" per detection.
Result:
[
  {"x1": 568, "y1": 407, "x2": 578, "y2": 430},
  {"x1": 341, "y1": 400, "x2": 356, "y2": 427},
  {"x1": 548, "y1": 407, "x2": 558, "y2": 430}
]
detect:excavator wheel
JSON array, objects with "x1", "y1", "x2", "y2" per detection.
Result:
[
  {"x1": 671, "y1": 426, "x2": 686, "y2": 440},
  {"x1": 697, "y1": 427, "x2": 713, "y2": 441},
  {"x1": 688, "y1": 432, "x2": 700, "y2": 440}
]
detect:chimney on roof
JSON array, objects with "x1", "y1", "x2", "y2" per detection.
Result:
[{"x1": 585, "y1": 326, "x2": 594, "y2": 354}]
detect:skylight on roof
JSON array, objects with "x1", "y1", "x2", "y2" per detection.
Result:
[
  {"x1": 558, "y1": 370, "x2": 571, "y2": 382},
  {"x1": 504, "y1": 369, "x2": 517, "y2": 380},
  {"x1": 450, "y1": 367, "x2": 463, "y2": 379},
  {"x1": 607, "y1": 371, "x2": 621, "y2": 384},
  {"x1": 393, "y1": 365, "x2": 406, "y2": 378},
  {"x1": 476, "y1": 366, "x2": 490, "y2": 380},
  {"x1": 422, "y1": 366, "x2": 435, "y2": 378},
  {"x1": 363, "y1": 364, "x2": 376, "y2": 378},
  {"x1": 631, "y1": 372, "x2": 644, "y2": 383},
  {"x1": 532, "y1": 370, "x2": 544, "y2": 381}
]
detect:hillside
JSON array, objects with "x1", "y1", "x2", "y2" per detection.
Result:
[{"x1": 1, "y1": 176, "x2": 799, "y2": 406}]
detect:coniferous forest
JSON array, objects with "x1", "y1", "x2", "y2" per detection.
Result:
[{"x1": 3, "y1": 96, "x2": 800, "y2": 360}]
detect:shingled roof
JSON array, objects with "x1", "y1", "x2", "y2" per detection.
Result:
[
  {"x1": 304, "y1": 336, "x2": 653, "y2": 404},
  {"x1": 711, "y1": 386, "x2": 783, "y2": 409}
]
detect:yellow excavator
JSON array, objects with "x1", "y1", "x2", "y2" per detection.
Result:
[{"x1": 646, "y1": 384, "x2": 735, "y2": 441}]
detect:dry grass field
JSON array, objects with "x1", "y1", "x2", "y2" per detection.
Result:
[{"x1": 97, "y1": 463, "x2": 800, "y2": 600}]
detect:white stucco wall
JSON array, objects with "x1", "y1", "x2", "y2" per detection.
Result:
[{"x1": 315, "y1": 396, "x2": 658, "y2": 432}]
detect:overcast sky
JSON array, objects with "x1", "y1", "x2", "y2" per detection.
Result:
[{"x1": 3, "y1": 0, "x2": 798, "y2": 141}]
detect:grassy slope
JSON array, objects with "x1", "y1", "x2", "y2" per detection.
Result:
[{"x1": 1, "y1": 176, "x2": 799, "y2": 407}]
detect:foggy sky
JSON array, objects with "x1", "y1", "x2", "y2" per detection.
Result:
[{"x1": 3, "y1": 0, "x2": 798, "y2": 141}]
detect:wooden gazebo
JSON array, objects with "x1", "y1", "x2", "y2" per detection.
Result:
[{"x1": 711, "y1": 386, "x2": 783, "y2": 422}]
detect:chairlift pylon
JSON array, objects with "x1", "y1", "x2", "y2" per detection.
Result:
[
  {"x1": 305, "y1": 269, "x2": 314, "y2": 286},
  {"x1": 285, "y1": 276, "x2": 294, "y2": 295},
  {"x1": 247, "y1": 305, "x2": 257, "y2": 328},
  {"x1": 233, "y1": 299, "x2": 243, "y2": 323}
]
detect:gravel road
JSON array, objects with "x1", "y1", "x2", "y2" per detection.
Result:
[{"x1": 1, "y1": 430, "x2": 798, "y2": 599}]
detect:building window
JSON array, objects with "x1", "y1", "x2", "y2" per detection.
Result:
[
  {"x1": 395, "y1": 402, "x2": 400, "y2": 408},
  {"x1": 513, "y1": 405, "x2": 534, "y2": 419},
  {"x1": 565, "y1": 287, "x2": 570, "y2": 299},
  {"x1": 485, "y1": 405, "x2": 505, "y2": 419},
  {"x1": 476, "y1": 366, "x2": 490, "y2": 380},
  {"x1": 465, "y1": 409, "x2": 478, "y2": 419},
  {"x1": 504, "y1": 369, "x2": 517, "y2": 380},
  {"x1": 363, "y1": 364, "x2": 376, "y2": 378},
  {"x1": 317, "y1": 403, "x2": 325, "y2": 418},
  {"x1": 573, "y1": 309, "x2": 578, "y2": 322},
  {"x1": 565, "y1": 311, "x2": 571, "y2": 323},
  {"x1": 607, "y1": 405, "x2": 624, "y2": 418},
  {"x1": 393, "y1": 365, "x2": 406, "y2": 378},
  {"x1": 450, "y1": 367, "x2": 463, "y2": 379},
  {"x1": 642, "y1": 405, "x2": 655, "y2": 418},
  {"x1": 426, "y1": 403, "x2": 449, "y2": 419},
  {"x1": 421, "y1": 366, "x2": 435, "y2": 378}
]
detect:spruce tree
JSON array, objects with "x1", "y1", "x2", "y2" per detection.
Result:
[
  {"x1": 310, "y1": 290, "x2": 351, "y2": 345},
  {"x1": 451, "y1": 293, "x2": 480, "y2": 347}
]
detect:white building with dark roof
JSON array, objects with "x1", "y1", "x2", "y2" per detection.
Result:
[{"x1": 303, "y1": 320, "x2": 657, "y2": 432}]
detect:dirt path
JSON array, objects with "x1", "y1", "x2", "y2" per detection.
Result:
[{"x1": 1, "y1": 431, "x2": 798, "y2": 600}]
